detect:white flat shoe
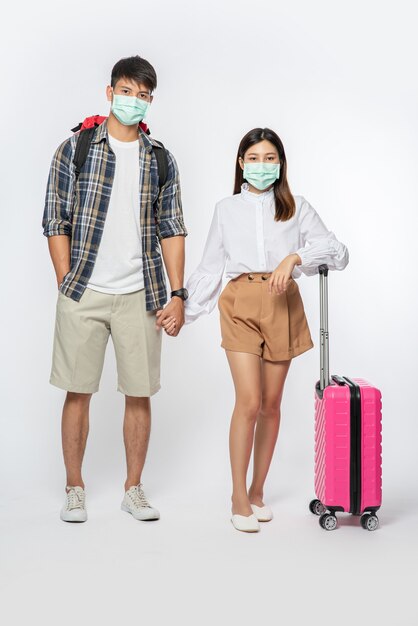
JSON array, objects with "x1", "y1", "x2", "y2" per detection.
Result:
[
  {"x1": 231, "y1": 513, "x2": 260, "y2": 533},
  {"x1": 251, "y1": 504, "x2": 273, "y2": 522}
]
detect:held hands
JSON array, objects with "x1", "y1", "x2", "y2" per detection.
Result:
[
  {"x1": 268, "y1": 254, "x2": 302, "y2": 295},
  {"x1": 154, "y1": 254, "x2": 302, "y2": 333},
  {"x1": 155, "y1": 297, "x2": 185, "y2": 337}
]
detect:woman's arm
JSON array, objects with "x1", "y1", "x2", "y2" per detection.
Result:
[
  {"x1": 184, "y1": 203, "x2": 227, "y2": 324},
  {"x1": 294, "y1": 197, "x2": 349, "y2": 275}
]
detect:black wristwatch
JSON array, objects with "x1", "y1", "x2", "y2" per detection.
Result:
[{"x1": 171, "y1": 288, "x2": 189, "y2": 301}]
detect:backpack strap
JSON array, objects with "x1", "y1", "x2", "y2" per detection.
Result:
[
  {"x1": 73, "y1": 127, "x2": 169, "y2": 191},
  {"x1": 152, "y1": 140, "x2": 169, "y2": 190},
  {"x1": 73, "y1": 126, "x2": 97, "y2": 181}
]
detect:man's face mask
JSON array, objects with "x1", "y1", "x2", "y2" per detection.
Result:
[{"x1": 111, "y1": 92, "x2": 150, "y2": 126}]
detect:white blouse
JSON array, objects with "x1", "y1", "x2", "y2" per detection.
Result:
[{"x1": 184, "y1": 183, "x2": 349, "y2": 324}]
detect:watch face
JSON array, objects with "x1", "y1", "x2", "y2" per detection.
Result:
[{"x1": 172, "y1": 289, "x2": 188, "y2": 300}]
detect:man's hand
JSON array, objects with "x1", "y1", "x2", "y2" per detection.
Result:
[
  {"x1": 47, "y1": 235, "x2": 71, "y2": 290},
  {"x1": 57, "y1": 270, "x2": 70, "y2": 289},
  {"x1": 268, "y1": 253, "x2": 302, "y2": 295},
  {"x1": 155, "y1": 297, "x2": 185, "y2": 336}
]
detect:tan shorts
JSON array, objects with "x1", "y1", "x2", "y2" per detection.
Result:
[
  {"x1": 50, "y1": 288, "x2": 162, "y2": 396},
  {"x1": 218, "y1": 273, "x2": 314, "y2": 361}
]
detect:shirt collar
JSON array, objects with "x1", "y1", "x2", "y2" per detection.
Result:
[
  {"x1": 91, "y1": 118, "x2": 160, "y2": 153},
  {"x1": 240, "y1": 182, "x2": 275, "y2": 203}
]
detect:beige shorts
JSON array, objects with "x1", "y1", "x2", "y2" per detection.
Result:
[
  {"x1": 50, "y1": 288, "x2": 162, "y2": 396},
  {"x1": 218, "y1": 273, "x2": 314, "y2": 361}
]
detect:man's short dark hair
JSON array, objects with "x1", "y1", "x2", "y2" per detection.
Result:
[{"x1": 111, "y1": 56, "x2": 157, "y2": 93}]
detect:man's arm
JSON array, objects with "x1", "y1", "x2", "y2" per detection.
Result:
[
  {"x1": 154, "y1": 149, "x2": 188, "y2": 336},
  {"x1": 48, "y1": 235, "x2": 71, "y2": 288},
  {"x1": 156, "y1": 235, "x2": 186, "y2": 335},
  {"x1": 161, "y1": 235, "x2": 185, "y2": 293},
  {"x1": 42, "y1": 138, "x2": 74, "y2": 287}
]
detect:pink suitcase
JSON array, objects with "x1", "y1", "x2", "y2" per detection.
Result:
[{"x1": 309, "y1": 265, "x2": 382, "y2": 531}]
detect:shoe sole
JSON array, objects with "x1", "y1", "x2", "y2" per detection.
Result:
[
  {"x1": 121, "y1": 503, "x2": 160, "y2": 521},
  {"x1": 60, "y1": 513, "x2": 87, "y2": 523}
]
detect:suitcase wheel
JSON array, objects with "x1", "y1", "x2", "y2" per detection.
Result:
[
  {"x1": 319, "y1": 513, "x2": 338, "y2": 531},
  {"x1": 360, "y1": 513, "x2": 379, "y2": 531},
  {"x1": 309, "y1": 499, "x2": 326, "y2": 516}
]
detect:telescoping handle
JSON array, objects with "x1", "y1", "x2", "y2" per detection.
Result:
[{"x1": 318, "y1": 264, "x2": 330, "y2": 390}]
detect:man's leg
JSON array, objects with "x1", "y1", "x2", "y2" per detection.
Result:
[
  {"x1": 123, "y1": 395, "x2": 151, "y2": 491},
  {"x1": 62, "y1": 392, "x2": 92, "y2": 488},
  {"x1": 111, "y1": 289, "x2": 161, "y2": 520},
  {"x1": 121, "y1": 394, "x2": 159, "y2": 520}
]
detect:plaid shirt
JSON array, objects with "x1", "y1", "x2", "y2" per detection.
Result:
[{"x1": 42, "y1": 119, "x2": 188, "y2": 311}]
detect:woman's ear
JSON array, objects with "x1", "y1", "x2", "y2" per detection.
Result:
[{"x1": 238, "y1": 156, "x2": 244, "y2": 171}]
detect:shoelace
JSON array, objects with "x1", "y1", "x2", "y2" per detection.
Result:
[
  {"x1": 66, "y1": 487, "x2": 85, "y2": 511},
  {"x1": 129, "y1": 485, "x2": 151, "y2": 509}
]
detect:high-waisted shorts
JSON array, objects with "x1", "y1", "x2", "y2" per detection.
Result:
[{"x1": 218, "y1": 273, "x2": 314, "y2": 362}]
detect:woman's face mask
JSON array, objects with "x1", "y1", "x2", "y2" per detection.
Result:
[
  {"x1": 243, "y1": 162, "x2": 281, "y2": 190},
  {"x1": 111, "y1": 93, "x2": 150, "y2": 126}
]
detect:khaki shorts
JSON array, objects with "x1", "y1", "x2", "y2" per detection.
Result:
[
  {"x1": 50, "y1": 288, "x2": 162, "y2": 396},
  {"x1": 218, "y1": 273, "x2": 314, "y2": 361}
]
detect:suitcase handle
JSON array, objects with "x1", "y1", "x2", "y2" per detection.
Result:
[{"x1": 319, "y1": 264, "x2": 330, "y2": 390}]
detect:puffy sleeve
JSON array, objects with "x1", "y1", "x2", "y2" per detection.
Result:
[
  {"x1": 184, "y1": 203, "x2": 227, "y2": 324},
  {"x1": 294, "y1": 197, "x2": 349, "y2": 276}
]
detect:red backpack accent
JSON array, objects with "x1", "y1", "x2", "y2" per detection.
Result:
[{"x1": 73, "y1": 114, "x2": 149, "y2": 135}]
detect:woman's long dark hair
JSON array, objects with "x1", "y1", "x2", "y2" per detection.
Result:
[{"x1": 234, "y1": 128, "x2": 295, "y2": 222}]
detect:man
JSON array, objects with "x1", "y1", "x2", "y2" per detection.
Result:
[{"x1": 42, "y1": 55, "x2": 188, "y2": 523}]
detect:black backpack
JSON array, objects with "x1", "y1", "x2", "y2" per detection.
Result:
[{"x1": 71, "y1": 120, "x2": 169, "y2": 191}]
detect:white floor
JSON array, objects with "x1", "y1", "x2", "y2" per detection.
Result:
[{"x1": 1, "y1": 480, "x2": 416, "y2": 626}]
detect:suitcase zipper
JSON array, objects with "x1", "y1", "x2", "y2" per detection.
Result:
[{"x1": 343, "y1": 377, "x2": 362, "y2": 515}]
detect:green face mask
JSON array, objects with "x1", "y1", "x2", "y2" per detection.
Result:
[
  {"x1": 243, "y1": 162, "x2": 280, "y2": 190},
  {"x1": 111, "y1": 94, "x2": 150, "y2": 126}
]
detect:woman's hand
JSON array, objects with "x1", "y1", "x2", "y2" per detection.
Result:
[
  {"x1": 268, "y1": 254, "x2": 301, "y2": 295},
  {"x1": 155, "y1": 298, "x2": 185, "y2": 336},
  {"x1": 160, "y1": 315, "x2": 177, "y2": 336}
]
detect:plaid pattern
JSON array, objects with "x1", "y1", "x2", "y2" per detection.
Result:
[{"x1": 42, "y1": 119, "x2": 187, "y2": 311}]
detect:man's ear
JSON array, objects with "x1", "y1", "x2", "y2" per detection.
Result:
[{"x1": 106, "y1": 85, "x2": 113, "y2": 102}]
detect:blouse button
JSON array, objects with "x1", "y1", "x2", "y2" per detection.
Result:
[{"x1": 248, "y1": 274, "x2": 254, "y2": 281}]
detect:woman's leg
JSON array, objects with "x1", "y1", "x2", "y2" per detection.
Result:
[
  {"x1": 226, "y1": 350, "x2": 262, "y2": 516},
  {"x1": 248, "y1": 359, "x2": 291, "y2": 507}
]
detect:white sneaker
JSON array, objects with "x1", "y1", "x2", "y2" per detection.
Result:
[
  {"x1": 60, "y1": 486, "x2": 87, "y2": 522},
  {"x1": 121, "y1": 484, "x2": 160, "y2": 521}
]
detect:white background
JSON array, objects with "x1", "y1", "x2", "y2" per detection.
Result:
[{"x1": 1, "y1": 0, "x2": 417, "y2": 623}]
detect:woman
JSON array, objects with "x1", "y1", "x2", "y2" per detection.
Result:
[{"x1": 161, "y1": 128, "x2": 349, "y2": 532}]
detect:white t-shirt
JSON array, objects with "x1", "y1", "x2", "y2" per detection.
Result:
[{"x1": 87, "y1": 133, "x2": 144, "y2": 294}]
